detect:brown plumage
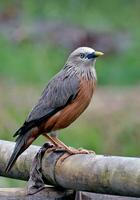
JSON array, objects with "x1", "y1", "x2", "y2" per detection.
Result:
[
  {"x1": 5, "y1": 47, "x2": 103, "y2": 172},
  {"x1": 44, "y1": 79, "x2": 95, "y2": 131}
]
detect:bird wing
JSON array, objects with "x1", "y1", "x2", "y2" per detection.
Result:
[{"x1": 14, "y1": 69, "x2": 79, "y2": 137}]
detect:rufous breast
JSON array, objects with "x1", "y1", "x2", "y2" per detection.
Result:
[{"x1": 44, "y1": 78, "x2": 96, "y2": 132}]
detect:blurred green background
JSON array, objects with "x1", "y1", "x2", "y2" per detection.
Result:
[{"x1": 0, "y1": 0, "x2": 140, "y2": 187}]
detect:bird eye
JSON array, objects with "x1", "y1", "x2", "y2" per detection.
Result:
[{"x1": 80, "y1": 53, "x2": 85, "y2": 59}]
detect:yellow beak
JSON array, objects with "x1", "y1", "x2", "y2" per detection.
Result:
[{"x1": 94, "y1": 51, "x2": 104, "y2": 57}]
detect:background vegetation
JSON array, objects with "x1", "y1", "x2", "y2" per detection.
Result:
[{"x1": 0, "y1": 0, "x2": 140, "y2": 187}]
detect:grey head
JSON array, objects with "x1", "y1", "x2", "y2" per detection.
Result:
[
  {"x1": 66, "y1": 47, "x2": 104, "y2": 68},
  {"x1": 65, "y1": 47, "x2": 104, "y2": 80}
]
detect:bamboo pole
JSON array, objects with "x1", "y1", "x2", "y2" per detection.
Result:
[
  {"x1": 0, "y1": 188, "x2": 139, "y2": 200},
  {"x1": 0, "y1": 140, "x2": 140, "y2": 197},
  {"x1": 0, "y1": 188, "x2": 75, "y2": 200}
]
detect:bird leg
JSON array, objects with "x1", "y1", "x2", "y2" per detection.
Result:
[
  {"x1": 51, "y1": 136, "x2": 95, "y2": 154},
  {"x1": 43, "y1": 133, "x2": 60, "y2": 147},
  {"x1": 43, "y1": 133, "x2": 94, "y2": 155},
  {"x1": 44, "y1": 133, "x2": 74, "y2": 154},
  {"x1": 52, "y1": 137, "x2": 75, "y2": 153}
]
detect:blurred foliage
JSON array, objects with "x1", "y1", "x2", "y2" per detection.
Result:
[
  {"x1": 0, "y1": 0, "x2": 140, "y2": 85},
  {"x1": 0, "y1": 0, "x2": 140, "y2": 187}
]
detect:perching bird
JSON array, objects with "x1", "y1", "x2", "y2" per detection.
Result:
[{"x1": 6, "y1": 47, "x2": 103, "y2": 172}]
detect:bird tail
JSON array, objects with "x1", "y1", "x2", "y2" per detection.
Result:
[{"x1": 5, "y1": 128, "x2": 37, "y2": 173}]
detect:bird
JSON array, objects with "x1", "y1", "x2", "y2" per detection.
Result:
[{"x1": 5, "y1": 47, "x2": 103, "y2": 172}]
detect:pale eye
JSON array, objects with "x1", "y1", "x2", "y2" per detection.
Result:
[{"x1": 80, "y1": 53, "x2": 85, "y2": 59}]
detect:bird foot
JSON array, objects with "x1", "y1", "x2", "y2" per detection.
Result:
[
  {"x1": 70, "y1": 147, "x2": 96, "y2": 155},
  {"x1": 46, "y1": 146, "x2": 66, "y2": 153},
  {"x1": 78, "y1": 148, "x2": 96, "y2": 154},
  {"x1": 46, "y1": 143, "x2": 96, "y2": 156},
  {"x1": 56, "y1": 146, "x2": 96, "y2": 155},
  {"x1": 55, "y1": 146, "x2": 96, "y2": 155}
]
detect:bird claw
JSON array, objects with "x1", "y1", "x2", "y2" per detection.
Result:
[
  {"x1": 46, "y1": 144, "x2": 96, "y2": 156},
  {"x1": 78, "y1": 148, "x2": 96, "y2": 155},
  {"x1": 64, "y1": 147, "x2": 96, "y2": 155},
  {"x1": 47, "y1": 146, "x2": 68, "y2": 153}
]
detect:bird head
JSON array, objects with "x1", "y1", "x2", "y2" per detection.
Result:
[{"x1": 67, "y1": 47, "x2": 104, "y2": 67}]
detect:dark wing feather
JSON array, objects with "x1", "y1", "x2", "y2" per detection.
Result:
[{"x1": 14, "y1": 69, "x2": 79, "y2": 137}]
